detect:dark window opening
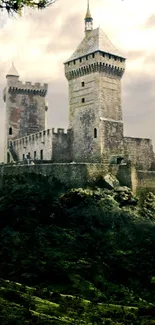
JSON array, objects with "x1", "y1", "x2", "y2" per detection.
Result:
[
  {"x1": 9, "y1": 127, "x2": 12, "y2": 135},
  {"x1": 81, "y1": 81, "x2": 85, "y2": 87},
  {"x1": 114, "y1": 56, "x2": 117, "y2": 61},
  {"x1": 34, "y1": 151, "x2": 36, "y2": 159},
  {"x1": 82, "y1": 98, "x2": 85, "y2": 103},
  {"x1": 92, "y1": 53, "x2": 95, "y2": 58},
  {"x1": 117, "y1": 157, "x2": 123, "y2": 164},
  {"x1": 102, "y1": 53, "x2": 105, "y2": 57},
  {"x1": 79, "y1": 58, "x2": 82, "y2": 62},
  {"x1": 109, "y1": 55, "x2": 111, "y2": 59},
  {"x1": 120, "y1": 58, "x2": 122, "y2": 62},
  {"x1": 23, "y1": 154, "x2": 25, "y2": 160},
  {"x1": 7, "y1": 152, "x2": 10, "y2": 163},
  {"x1": 40, "y1": 149, "x2": 43, "y2": 160},
  {"x1": 94, "y1": 128, "x2": 97, "y2": 138},
  {"x1": 86, "y1": 55, "x2": 88, "y2": 60},
  {"x1": 74, "y1": 60, "x2": 76, "y2": 65}
]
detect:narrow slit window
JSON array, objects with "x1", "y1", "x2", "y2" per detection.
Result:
[
  {"x1": 9, "y1": 127, "x2": 12, "y2": 135},
  {"x1": 40, "y1": 149, "x2": 43, "y2": 160},
  {"x1": 82, "y1": 98, "x2": 85, "y2": 103},
  {"x1": 94, "y1": 128, "x2": 97, "y2": 138},
  {"x1": 81, "y1": 82, "x2": 85, "y2": 87}
]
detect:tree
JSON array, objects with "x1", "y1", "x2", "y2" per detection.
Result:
[{"x1": 0, "y1": 0, "x2": 55, "y2": 15}]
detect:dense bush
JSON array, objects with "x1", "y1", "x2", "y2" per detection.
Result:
[{"x1": 0, "y1": 174, "x2": 155, "y2": 324}]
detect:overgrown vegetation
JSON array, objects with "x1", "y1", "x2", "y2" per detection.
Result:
[{"x1": 0, "y1": 173, "x2": 155, "y2": 324}]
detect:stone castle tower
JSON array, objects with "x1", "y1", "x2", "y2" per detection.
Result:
[
  {"x1": 64, "y1": 1, "x2": 126, "y2": 163},
  {"x1": 3, "y1": 63, "x2": 48, "y2": 163},
  {"x1": 2, "y1": 1, "x2": 155, "y2": 182}
]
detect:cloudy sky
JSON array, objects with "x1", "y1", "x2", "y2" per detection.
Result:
[{"x1": 0, "y1": 0, "x2": 155, "y2": 161}]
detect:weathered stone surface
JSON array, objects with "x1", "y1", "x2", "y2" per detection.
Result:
[
  {"x1": 4, "y1": 73, "x2": 48, "y2": 163},
  {"x1": 103, "y1": 173, "x2": 120, "y2": 189},
  {"x1": 124, "y1": 137, "x2": 155, "y2": 170}
]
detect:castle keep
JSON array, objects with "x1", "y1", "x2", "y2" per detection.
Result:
[{"x1": 2, "y1": 2, "x2": 155, "y2": 193}]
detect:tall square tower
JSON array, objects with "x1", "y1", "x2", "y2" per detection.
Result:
[{"x1": 64, "y1": 2, "x2": 126, "y2": 163}]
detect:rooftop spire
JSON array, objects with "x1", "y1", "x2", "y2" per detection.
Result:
[
  {"x1": 85, "y1": 0, "x2": 93, "y2": 33},
  {"x1": 85, "y1": 0, "x2": 92, "y2": 19}
]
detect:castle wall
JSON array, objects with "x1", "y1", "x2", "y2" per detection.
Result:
[
  {"x1": 135, "y1": 170, "x2": 155, "y2": 195},
  {"x1": 9, "y1": 128, "x2": 72, "y2": 163},
  {"x1": 0, "y1": 163, "x2": 109, "y2": 189},
  {"x1": 52, "y1": 128, "x2": 72, "y2": 162},
  {"x1": 12, "y1": 129, "x2": 53, "y2": 161},
  {"x1": 101, "y1": 119, "x2": 124, "y2": 163},
  {"x1": 124, "y1": 137, "x2": 155, "y2": 170}
]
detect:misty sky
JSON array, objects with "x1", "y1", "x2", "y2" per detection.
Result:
[{"x1": 0, "y1": 0, "x2": 155, "y2": 161}]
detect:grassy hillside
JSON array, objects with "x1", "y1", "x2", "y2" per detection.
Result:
[
  {"x1": 0, "y1": 174, "x2": 155, "y2": 324},
  {"x1": 1, "y1": 279, "x2": 155, "y2": 324}
]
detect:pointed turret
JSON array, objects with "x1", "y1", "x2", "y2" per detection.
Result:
[
  {"x1": 84, "y1": 0, "x2": 93, "y2": 33},
  {"x1": 6, "y1": 62, "x2": 19, "y2": 78}
]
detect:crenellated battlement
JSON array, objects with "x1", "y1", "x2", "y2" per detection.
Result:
[
  {"x1": 11, "y1": 128, "x2": 72, "y2": 148},
  {"x1": 8, "y1": 80, "x2": 48, "y2": 95},
  {"x1": 52, "y1": 128, "x2": 71, "y2": 135},
  {"x1": 65, "y1": 58, "x2": 125, "y2": 80},
  {"x1": 11, "y1": 129, "x2": 53, "y2": 147}
]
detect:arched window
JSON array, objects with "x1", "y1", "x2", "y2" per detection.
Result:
[
  {"x1": 94, "y1": 128, "x2": 97, "y2": 138},
  {"x1": 9, "y1": 127, "x2": 12, "y2": 135}
]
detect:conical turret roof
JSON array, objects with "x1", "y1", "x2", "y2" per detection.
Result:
[{"x1": 6, "y1": 62, "x2": 19, "y2": 77}]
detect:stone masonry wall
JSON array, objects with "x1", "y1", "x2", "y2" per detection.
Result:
[
  {"x1": 0, "y1": 163, "x2": 109, "y2": 189},
  {"x1": 52, "y1": 128, "x2": 72, "y2": 162},
  {"x1": 68, "y1": 73, "x2": 101, "y2": 162},
  {"x1": 4, "y1": 79, "x2": 47, "y2": 163},
  {"x1": 101, "y1": 119, "x2": 124, "y2": 163},
  {"x1": 124, "y1": 136, "x2": 155, "y2": 170},
  {"x1": 99, "y1": 74, "x2": 122, "y2": 121},
  {"x1": 12, "y1": 129, "x2": 53, "y2": 161},
  {"x1": 135, "y1": 170, "x2": 155, "y2": 195}
]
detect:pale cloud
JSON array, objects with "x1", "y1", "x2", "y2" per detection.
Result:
[{"x1": 0, "y1": 0, "x2": 155, "y2": 160}]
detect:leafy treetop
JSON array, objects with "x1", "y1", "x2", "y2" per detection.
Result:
[{"x1": 0, "y1": 0, "x2": 55, "y2": 15}]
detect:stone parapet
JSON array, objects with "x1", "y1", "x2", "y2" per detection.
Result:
[
  {"x1": 65, "y1": 51, "x2": 125, "y2": 80},
  {"x1": 8, "y1": 81, "x2": 48, "y2": 95}
]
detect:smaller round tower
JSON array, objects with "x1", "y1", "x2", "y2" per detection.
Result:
[
  {"x1": 4, "y1": 63, "x2": 20, "y2": 163},
  {"x1": 3, "y1": 63, "x2": 48, "y2": 163}
]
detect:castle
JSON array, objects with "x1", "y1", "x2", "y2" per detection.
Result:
[{"x1": 2, "y1": 2, "x2": 155, "y2": 193}]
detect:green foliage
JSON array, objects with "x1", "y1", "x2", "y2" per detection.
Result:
[
  {"x1": 0, "y1": 174, "x2": 155, "y2": 324},
  {"x1": 0, "y1": 0, "x2": 55, "y2": 15}
]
